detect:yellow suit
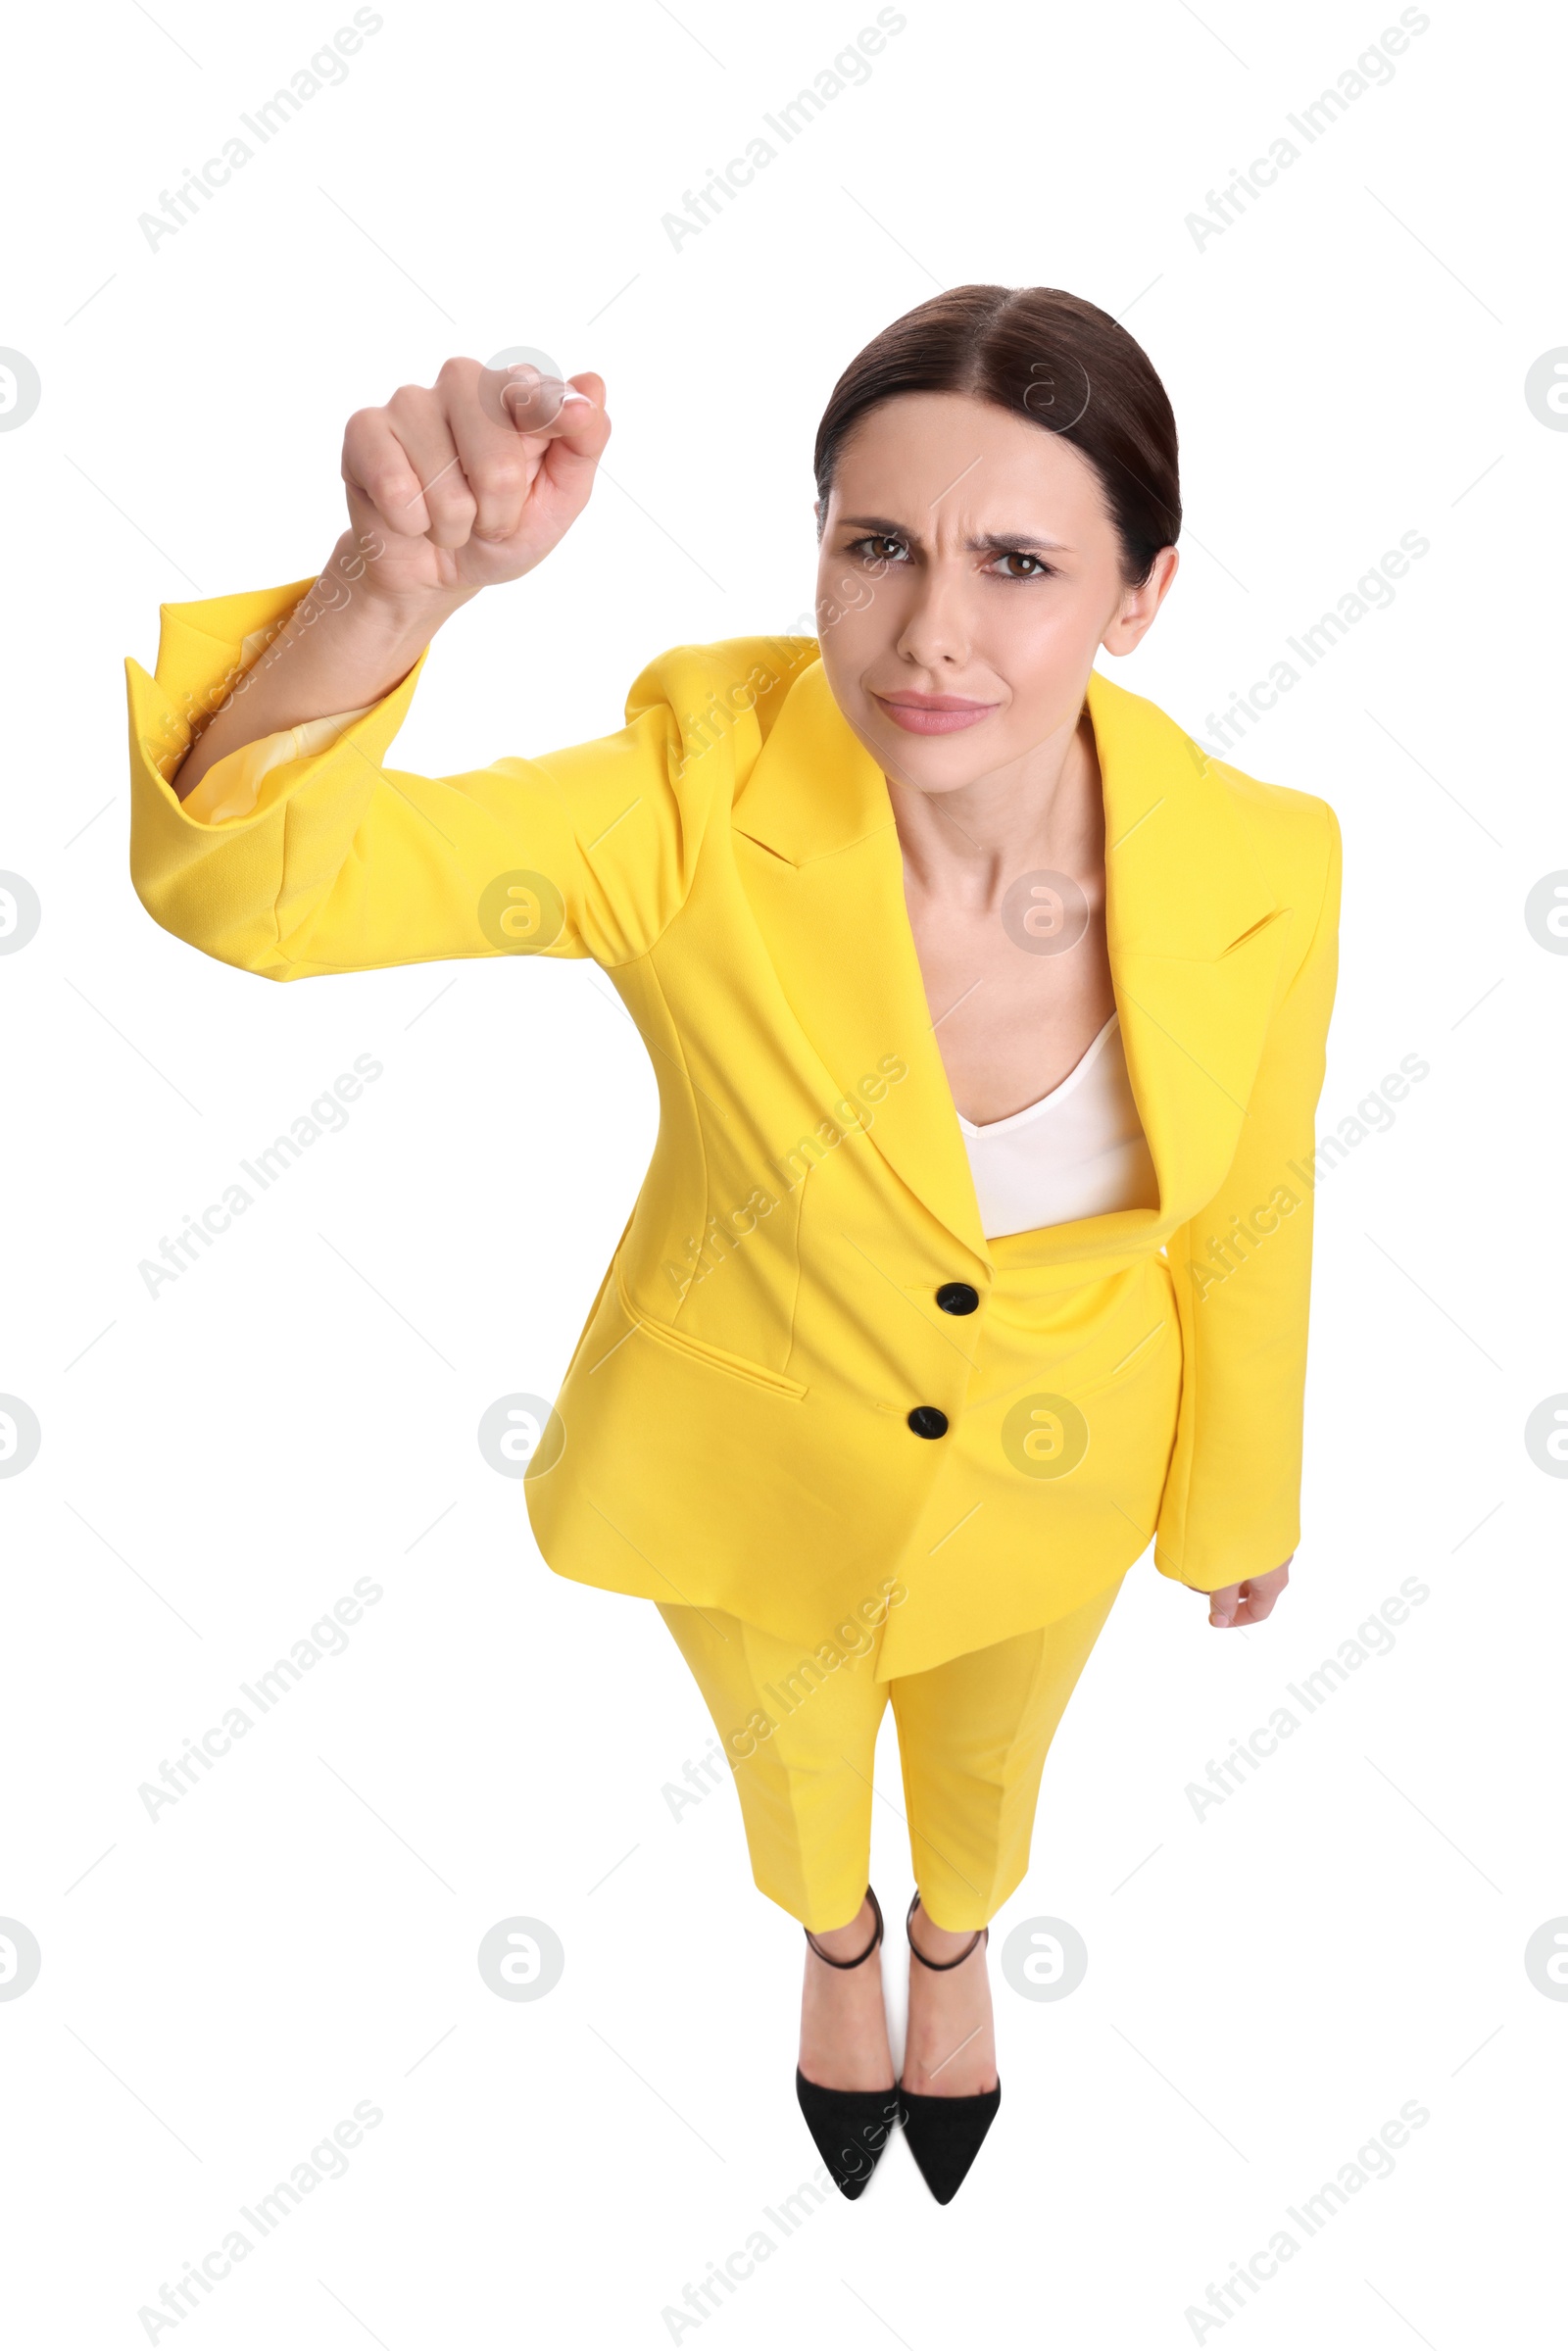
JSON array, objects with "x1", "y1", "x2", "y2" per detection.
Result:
[{"x1": 125, "y1": 578, "x2": 1342, "y2": 1697}]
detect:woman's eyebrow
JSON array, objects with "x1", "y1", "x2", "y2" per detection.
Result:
[
  {"x1": 970, "y1": 530, "x2": 1075, "y2": 556},
  {"x1": 834, "y1": 514, "x2": 1074, "y2": 555}
]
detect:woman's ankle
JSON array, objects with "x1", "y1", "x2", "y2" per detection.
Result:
[
  {"x1": 807, "y1": 1892, "x2": 876, "y2": 1964},
  {"x1": 910, "y1": 1898, "x2": 987, "y2": 1964}
]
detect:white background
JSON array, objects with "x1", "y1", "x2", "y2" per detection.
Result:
[{"x1": 2, "y1": 0, "x2": 1565, "y2": 2341}]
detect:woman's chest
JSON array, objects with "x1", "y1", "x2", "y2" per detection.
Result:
[{"x1": 903, "y1": 882, "x2": 1119, "y2": 1127}]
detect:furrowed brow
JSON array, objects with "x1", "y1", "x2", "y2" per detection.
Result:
[
  {"x1": 836, "y1": 513, "x2": 922, "y2": 543},
  {"x1": 834, "y1": 516, "x2": 1074, "y2": 557},
  {"x1": 968, "y1": 530, "x2": 1074, "y2": 556}
]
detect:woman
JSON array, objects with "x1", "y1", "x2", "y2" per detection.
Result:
[{"x1": 125, "y1": 285, "x2": 1341, "y2": 2205}]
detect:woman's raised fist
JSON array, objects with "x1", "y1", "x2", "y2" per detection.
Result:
[{"x1": 340, "y1": 357, "x2": 610, "y2": 603}]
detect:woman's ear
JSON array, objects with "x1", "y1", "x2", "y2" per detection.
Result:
[{"x1": 1102, "y1": 543, "x2": 1180, "y2": 657}]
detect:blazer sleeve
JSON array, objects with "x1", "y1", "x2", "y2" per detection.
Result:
[
  {"x1": 124, "y1": 575, "x2": 765, "y2": 979},
  {"x1": 1153, "y1": 797, "x2": 1343, "y2": 1592}
]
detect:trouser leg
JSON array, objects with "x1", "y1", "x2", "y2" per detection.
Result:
[
  {"x1": 656, "y1": 1601, "x2": 890, "y2": 1934},
  {"x1": 889, "y1": 1578, "x2": 1125, "y2": 1933}
]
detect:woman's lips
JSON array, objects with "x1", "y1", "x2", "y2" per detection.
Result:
[{"x1": 871, "y1": 692, "x2": 999, "y2": 736}]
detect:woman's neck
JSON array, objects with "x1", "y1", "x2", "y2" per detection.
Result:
[{"x1": 888, "y1": 705, "x2": 1105, "y2": 906}]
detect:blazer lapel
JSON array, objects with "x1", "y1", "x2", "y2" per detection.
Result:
[
  {"x1": 732, "y1": 662, "x2": 994, "y2": 1265},
  {"x1": 1089, "y1": 668, "x2": 1292, "y2": 1230},
  {"x1": 731, "y1": 658, "x2": 1292, "y2": 1269}
]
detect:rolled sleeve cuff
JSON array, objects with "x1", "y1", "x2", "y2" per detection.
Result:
[{"x1": 179, "y1": 704, "x2": 376, "y2": 824}]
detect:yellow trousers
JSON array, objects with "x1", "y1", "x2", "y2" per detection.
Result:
[{"x1": 657, "y1": 1578, "x2": 1123, "y2": 1934}]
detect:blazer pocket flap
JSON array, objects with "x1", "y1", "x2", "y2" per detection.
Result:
[{"x1": 614, "y1": 1269, "x2": 807, "y2": 1399}]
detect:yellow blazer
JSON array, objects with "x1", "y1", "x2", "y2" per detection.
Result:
[{"x1": 125, "y1": 578, "x2": 1342, "y2": 1680}]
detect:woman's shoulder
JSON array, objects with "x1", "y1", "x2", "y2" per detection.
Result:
[
  {"x1": 1200, "y1": 747, "x2": 1341, "y2": 948},
  {"x1": 1094, "y1": 666, "x2": 1340, "y2": 905},
  {"x1": 621, "y1": 632, "x2": 822, "y2": 746},
  {"x1": 1203, "y1": 745, "x2": 1337, "y2": 835}
]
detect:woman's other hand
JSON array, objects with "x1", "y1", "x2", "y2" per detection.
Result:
[{"x1": 1203, "y1": 1560, "x2": 1292, "y2": 1628}]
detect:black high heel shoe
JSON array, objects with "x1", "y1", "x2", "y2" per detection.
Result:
[
  {"x1": 796, "y1": 1886, "x2": 901, "y2": 2201},
  {"x1": 897, "y1": 1891, "x2": 1002, "y2": 2205}
]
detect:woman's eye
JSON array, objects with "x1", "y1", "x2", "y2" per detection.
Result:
[
  {"x1": 849, "y1": 534, "x2": 906, "y2": 564},
  {"x1": 840, "y1": 537, "x2": 1053, "y2": 577}
]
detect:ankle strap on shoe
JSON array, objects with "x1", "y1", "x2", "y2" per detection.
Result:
[
  {"x1": 906, "y1": 1891, "x2": 988, "y2": 1970},
  {"x1": 804, "y1": 1885, "x2": 884, "y2": 1969}
]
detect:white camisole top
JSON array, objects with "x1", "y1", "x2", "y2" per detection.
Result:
[{"x1": 956, "y1": 1012, "x2": 1158, "y2": 1240}]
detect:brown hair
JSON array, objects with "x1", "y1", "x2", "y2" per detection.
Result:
[{"x1": 812, "y1": 284, "x2": 1181, "y2": 587}]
